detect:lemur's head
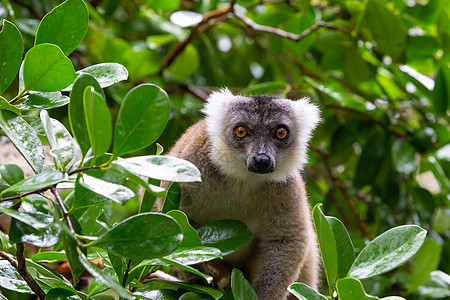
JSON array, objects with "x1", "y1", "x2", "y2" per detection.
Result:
[{"x1": 202, "y1": 88, "x2": 320, "y2": 183}]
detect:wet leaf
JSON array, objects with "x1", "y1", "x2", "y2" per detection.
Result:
[
  {"x1": 83, "y1": 86, "x2": 112, "y2": 159},
  {"x1": 197, "y1": 220, "x2": 252, "y2": 256},
  {"x1": 40, "y1": 110, "x2": 74, "y2": 170},
  {"x1": 167, "y1": 210, "x2": 202, "y2": 248},
  {"x1": 35, "y1": 0, "x2": 88, "y2": 56},
  {"x1": 23, "y1": 43, "x2": 75, "y2": 92},
  {"x1": 111, "y1": 155, "x2": 201, "y2": 182},
  {"x1": 69, "y1": 74, "x2": 104, "y2": 157},
  {"x1": 17, "y1": 92, "x2": 70, "y2": 111},
  {"x1": 0, "y1": 110, "x2": 45, "y2": 173},
  {"x1": 90, "y1": 212, "x2": 183, "y2": 259},
  {"x1": 313, "y1": 204, "x2": 338, "y2": 289},
  {"x1": 0, "y1": 163, "x2": 24, "y2": 185},
  {"x1": 63, "y1": 63, "x2": 128, "y2": 92},
  {"x1": 0, "y1": 20, "x2": 23, "y2": 95},
  {"x1": 135, "y1": 279, "x2": 223, "y2": 299},
  {"x1": 113, "y1": 84, "x2": 170, "y2": 157},
  {"x1": 162, "y1": 182, "x2": 181, "y2": 213},
  {"x1": 348, "y1": 225, "x2": 427, "y2": 279},
  {"x1": 231, "y1": 268, "x2": 257, "y2": 300},
  {"x1": 326, "y1": 216, "x2": 355, "y2": 278},
  {"x1": 0, "y1": 95, "x2": 21, "y2": 115},
  {"x1": 288, "y1": 282, "x2": 328, "y2": 300},
  {"x1": 1, "y1": 170, "x2": 67, "y2": 193},
  {"x1": 0, "y1": 260, "x2": 33, "y2": 293},
  {"x1": 9, "y1": 214, "x2": 60, "y2": 247},
  {"x1": 30, "y1": 252, "x2": 67, "y2": 262},
  {"x1": 79, "y1": 174, "x2": 135, "y2": 205},
  {"x1": 0, "y1": 206, "x2": 53, "y2": 229},
  {"x1": 336, "y1": 277, "x2": 379, "y2": 300},
  {"x1": 44, "y1": 288, "x2": 80, "y2": 299}
]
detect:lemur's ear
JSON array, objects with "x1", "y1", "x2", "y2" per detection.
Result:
[
  {"x1": 201, "y1": 88, "x2": 235, "y2": 117},
  {"x1": 291, "y1": 97, "x2": 321, "y2": 140}
]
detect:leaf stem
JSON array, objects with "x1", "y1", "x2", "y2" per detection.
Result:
[
  {"x1": 122, "y1": 259, "x2": 132, "y2": 287},
  {"x1": 9, "y1": 90, "x2": 29, "y2": 105}
]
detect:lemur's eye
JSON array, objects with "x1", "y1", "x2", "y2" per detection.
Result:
[
  {"x1": 275, "y1": 127, "x2": 289, "y2": 140},
  {"x1": 234, "y1": 126, "x2": 247, "y2": 138}
]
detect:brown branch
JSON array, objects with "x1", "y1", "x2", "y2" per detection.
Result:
[
  {"x1": 50, "y1": 187, "x2": 81, "y2": 247},
  {"x1": 311, "y1": 146, "x2": 371, "y2": 238},
  {"x1": 0, "y1": 248, "x2": 46, "y2": 299},
  {"x1": 322, "y1": 103, "x2": 406, "y2": 138},
  {"x1": 9, "y1": 91, "x2": 30, "y2": 105},
  {"x1": 233, "y1": 10, "x2": 348, "y2": 42},
  {"x1": 161, "y1": 0, "x2": 236, "y2": 71}
]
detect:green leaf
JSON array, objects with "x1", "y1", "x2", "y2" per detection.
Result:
[
  {"x1": 197, "y1": 220, "x2": 252, "y2": 256},
  {"x1": 160, "y1": 257, "x2": 213, "y2": 283},
  {"x1": 240, "y1": 81, "x2": 287, "y2": 95},
  {"x1": 111, "y1": 155, "x2": 201, "y2": 182},
  {"x1": 88, "y1": 266, "x2": 117, "y2": 297},
  {"x1": 288, "y1": 282, "x2": 328, "y2": 300},
  {"x1": 167, "y1": 44, "x2": 199, "y2": 82},
  {"x1": 110, "y1": 164, "x2": 166, "y2": 197},
  {"x1": 83, "y1": 86, "x2": 112, "y2": 159},
  {"x1": 361, "y1": 0, "x2": 407, "y2": 60},
  {"x1": 391, "y1": 139, "x2": 417, "y2": 174},
  {"x1": 336, "y1": 277, "x2": 379, "y2": 300},
  {"x1": 348, "y1": 225, "x2": 427, "y2": 279},
  {"x1": 231, "y1": 268, "x2": 257, "y2": 300},
  {"x1": 26, "y1": 259, "x2": 76, "y2": 293},
  {"x1": 416, "y1": 270, "x2": 450, "y2": 298},
  {"x1": 163, "y1": 246, "x2": 222, "y2": 265},
  {"x1": 90, "y1": 212, "x2": 183, "y2": 260},
  {"x1": 35, "y1": 0, "x2": 89, "y2": 56},
  {"x1": 23, "y1": 43, "x2": 75, "y2": 92},
  {"x1": 79, "y1": 174, "x2": 135, "y2": 205},
  {"x1": 408, "y1": 238, "x2": 442, "y2": 293},
  {"x1": 78, "y1": 250, "x2": 133, "y2": 299},
  {"x1": 40, "y1": 110, "x2": 75, "y2": 170},
  {"x1": 135, "y1": 279, "x2": 223, "y2": 300},
  {"x1": 312, "y1": 204, "x2": 338, "y2": 291},
  {"x1": 354, "y1": 133, "x2": 386, "y2": 187},
  {"x1": 0, "y1": 163, "x2": 24, "y2": 185},
  {"x1": 162, "y1": 182, "x2": 180, "y2": 213},
  {"x1": 61, "y1": 229, "x2": 85, "y2": 284},
  {"x1": 0, "y1": 95, "x2": 21, "y2": 115},
  {"x1": 30, "y1": 252, "x2": 67, "y2": 262},
  {"x1": 0, "y1": 260, "x2": 33, "y2": 293},
  {"x1": 9, "y1": 214, "x2": 60, "y2": 247},
  {"x1": 432, "y1": 65, "x2": 450, "y2": 116},
  {"x1": 0, "y1": 206, "x2": 54, "y2": 229},
  {"x1": 63, "y1": 63, "x2": 128, "y2": 92},
  {"x1": 17, "y1": 92, "x2": 70, "y2": 111},
  {"x1": 0, "y1": 20, "x2": 23, "y2": 95},
  {"x1": 167, "y1": 210, "x2": 202, "y2": 248},
  {"x1": 326, "y1": 216, "x2": 355, "y2": 279},
  {"x1": 44, "y1": 288, "x2": 80, "y2": 299},
  {"x1": 0, "y1": 110, "x2": 45, "y2": 173},
  {"x1": 113, "y1": 83, "x2": 170, "y2": 156},
  {"x1": 1, "y1": 170, "x2": 67, "y2": 194},
  {"x1": 69, "y1": 74, "x2": 104, "y2": 157}
]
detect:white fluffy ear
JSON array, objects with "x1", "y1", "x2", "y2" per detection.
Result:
[
  {"x1": 291, "y1": 97, "x2": 321, "y2": 142},
  {"x1": 201, "y1": 88, "x2": 235, "y2": 118}
]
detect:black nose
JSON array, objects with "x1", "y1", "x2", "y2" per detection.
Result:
[{"x1": 254, "y1": 155, "x2": 270, "y2": 169}]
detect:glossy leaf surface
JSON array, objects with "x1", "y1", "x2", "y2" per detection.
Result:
[
  {"x1": 35, "y1": 0, "x2": 89, "y2": 56},
  {"x1": 336, "y1": 277, "x2": 379, "y2": 300},
  {"x1": 231, "y1": 268, "x2": 257, "y2": 300},
  {"x1": 111, "y1": 155, "x2": 201, "y2": 182},
  {"x1": 9, "y1": 214, "x2": 60, "y2": 247},
  {"x1": 17, "y1": 92, "x2": 70, "y2": 111},
  {"x1": 79, "y1": 174, "x2": 135, "y2": 205},
  {"x1": 68, "y1": 74, "x2": 104, "y2": 157},
  {"x1": 167, "y1": 210, "x2": 202, "y2": 247},
  {"x1": 23, "y1": 43, "x2": 75, "y2": 92},
  {"x1": 63, "y1": 63, "x2": 128, "y2": 91},
  {"x1": 326, "y1": 216, "x2": 355, "y2": 278},
  {"x1": 348, "y1": 225, "x2": 427, "y2": 279},
  {"x1": 0, "y1": 163, "x2": 24, "y2": 185},
  {"x1": 197, "y1": 220, "x2": 252, "y2": 256},
  {"x1": 2, "y1": 170, "x2": 67, "y2": 193},
  {"x1": 0, "y1": 20, "x2": 23, "y2": 95},
  {"x1": 0, "y1": 260, "x2": 33, "y2": 293},
  {"x1": 90, "y1": 212, "x2": 183, "y2": 259},
  {"x1": 288, "y1": 282, "x2": 328, "y2": 300},
  {"x1": 83, "y1": 86, "x2": 112, "y2": 158},
  {"x1": 113, "y1": 83, "x2": 170, "y2": 156},
  {"x1": 0, "y1": 110, "x2": 44, "y2": 173}
]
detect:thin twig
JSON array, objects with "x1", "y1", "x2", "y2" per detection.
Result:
[
  {"x1": 50, "y1": 186, "x2": 81, "y2": 247},
  {"x1": 67, "y1": 165, "x2": 105, "y2": 176},
  {"x1": 0, "y1": 249, "x2": 46, "y2": 299},
  {"x1": 233, "y1": 10, "x2": 348, "y2": 42},
  {"x1": 8, "y1": 91, "x2": 30, "y2": 105},
  {"x1": 122, "y1": 259, "x2": 132, "y2": 287}
]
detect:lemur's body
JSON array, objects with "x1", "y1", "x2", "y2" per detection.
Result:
[{"x1": 165, "y1": 89, "x2": 320, "y2": 299}]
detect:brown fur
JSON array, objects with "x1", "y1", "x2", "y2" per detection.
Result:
[{"x1": 162, "y1": 120, "x2": 320, "y2": 299}]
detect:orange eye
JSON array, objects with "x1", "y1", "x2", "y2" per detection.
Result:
[
  {"x1": 234, "y1": 126, "x2": 247, "y2": 138},
  {"x1": 275, "y1": 127, "x2": 288, "y2": 140}
]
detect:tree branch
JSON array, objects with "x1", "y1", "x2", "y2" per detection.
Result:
[
  {"x1": 233, "y1": 10, "x2": 348, "y2": 42},
  {"x1": 0, "y1": 248, "x2": 46, "y2": 299}
]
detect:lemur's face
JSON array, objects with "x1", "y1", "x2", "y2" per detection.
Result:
[
  {"x1": 203, "y1": 89, "x2": 320, "y2": 183},
  {"x1": 225, "y1": 96, "x2": 296, "y2": 175}
]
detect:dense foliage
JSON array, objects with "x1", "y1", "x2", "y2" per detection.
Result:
[{"x1": 0, "y1": 0, "x2": 448, "y2": 299}]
